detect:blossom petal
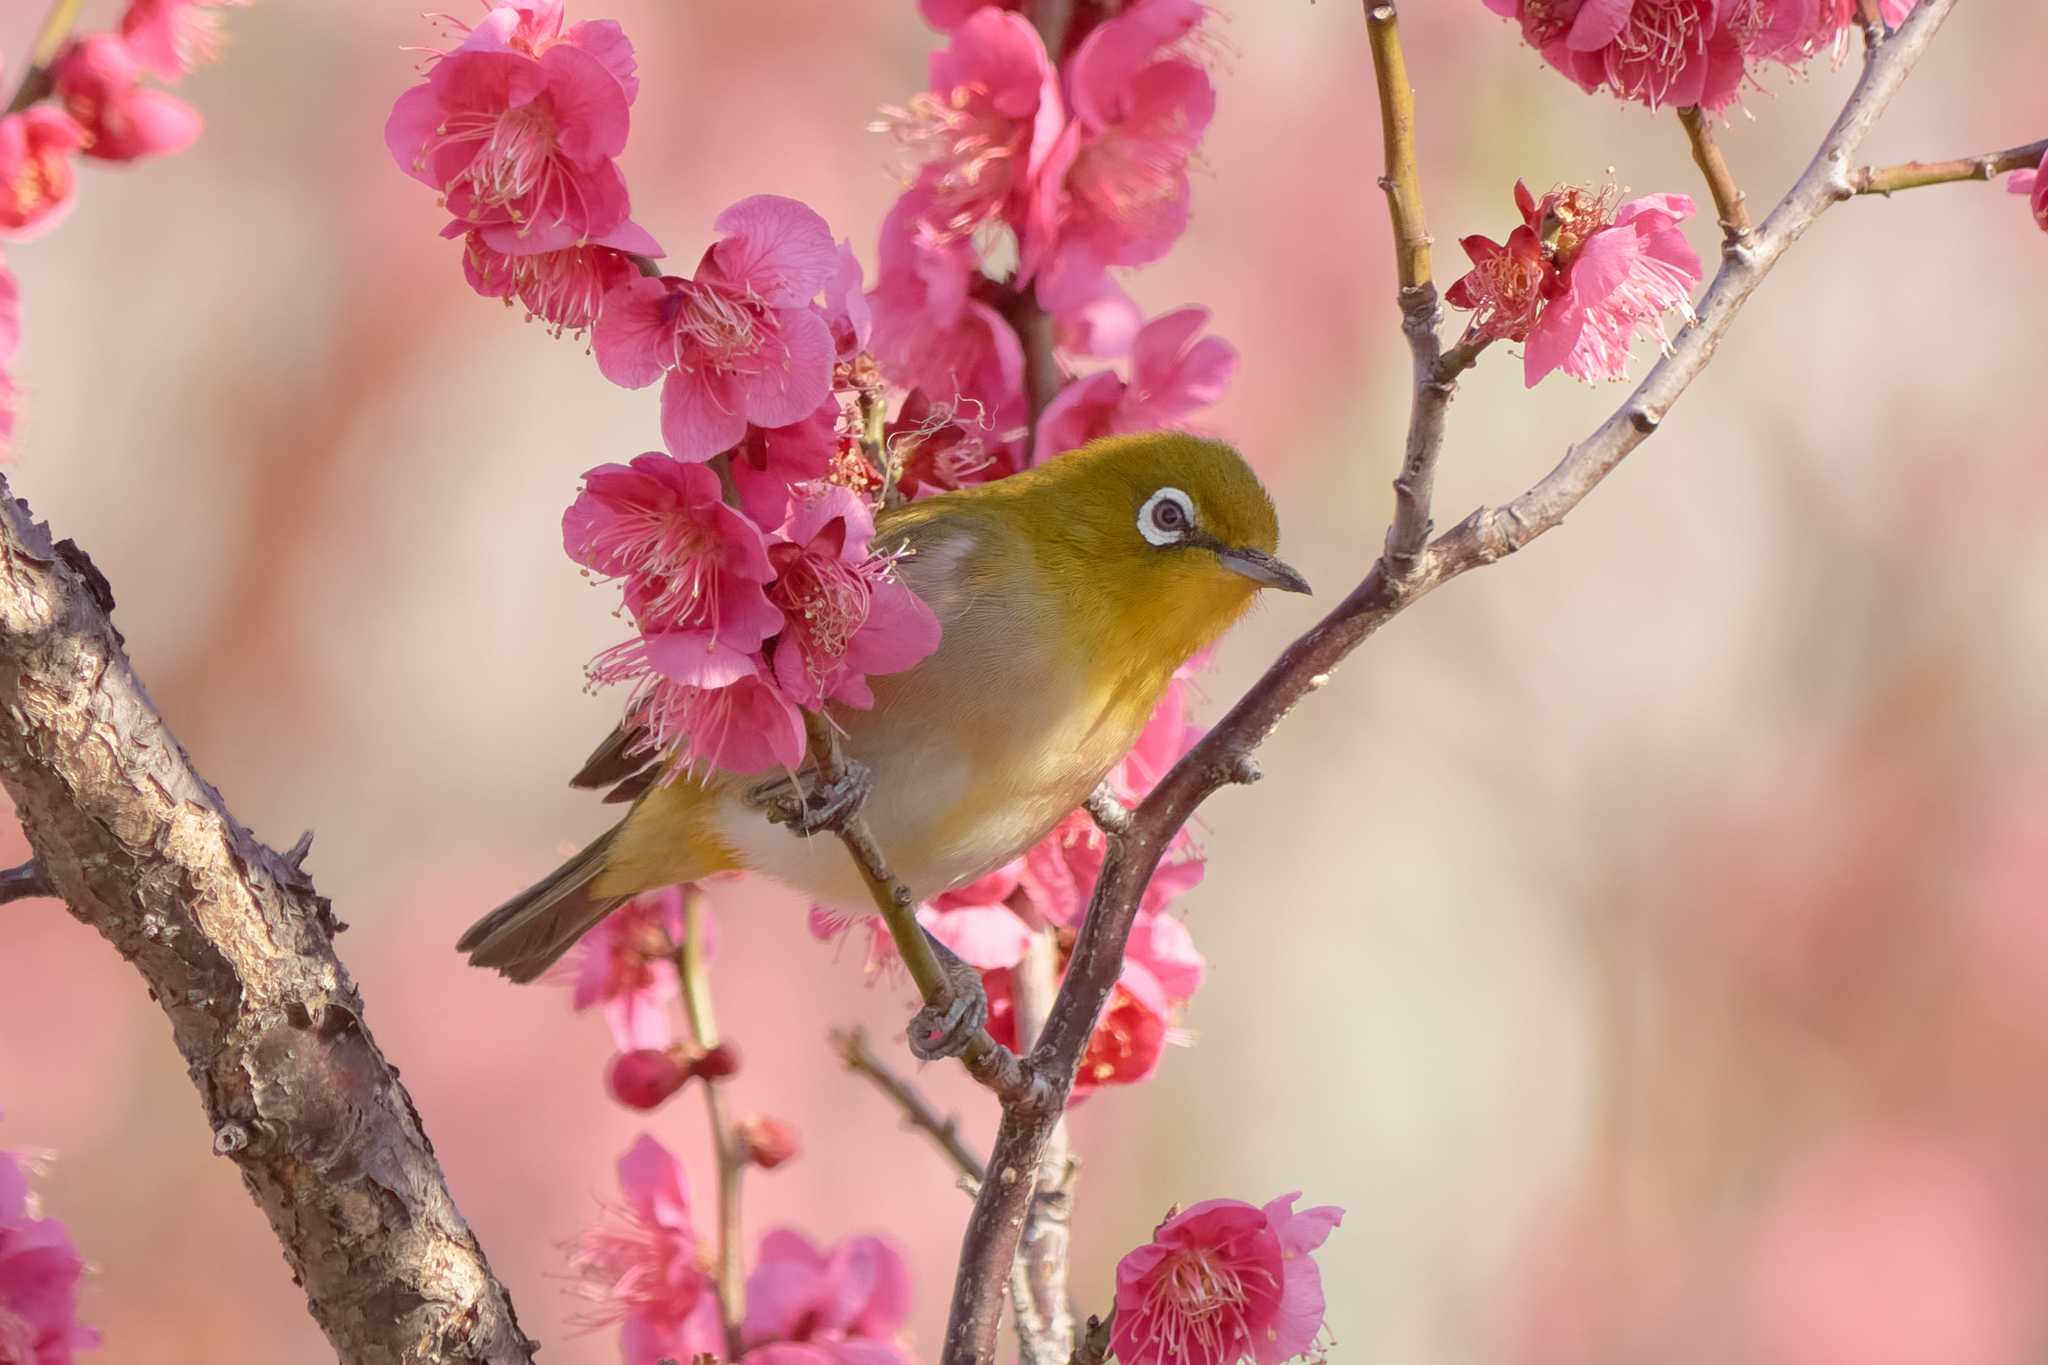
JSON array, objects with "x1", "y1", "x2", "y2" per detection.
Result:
[{"x1": 711, "y1": 195, "x2": 840, "y2": 307}]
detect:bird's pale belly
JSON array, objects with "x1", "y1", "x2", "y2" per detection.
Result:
[{"x1": 709, "y1": 685, "x2": 1138, "y2": 911}]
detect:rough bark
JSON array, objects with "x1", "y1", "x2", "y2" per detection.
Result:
[{"x1": 0, "y1": 479, "x2": 534, "y2": 1365}]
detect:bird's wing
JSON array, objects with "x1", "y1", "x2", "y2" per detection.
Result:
[
  {"x1": 569, "y1": 495, "x2": 986, "y2": 802},
  {"x1": 569, "y1": 722, "x2": 660, "y2": 804}
]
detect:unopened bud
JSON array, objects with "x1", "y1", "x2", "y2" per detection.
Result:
[
  {"x1": 736, "y1": 1115, "x2": 799, "y2": 1170},
  {"x1": 608, "y1": 1048, "x2": 691, "y2": 1110},
  {"x1": 689, "y1": 1041, "x2": 740, "y2": 1081}
]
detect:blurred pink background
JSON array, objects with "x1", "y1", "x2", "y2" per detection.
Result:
[{"x1": 4, "y1": 2, "x2": 2048, "y2": 1361}]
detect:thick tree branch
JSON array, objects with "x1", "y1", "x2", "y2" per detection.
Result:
[
  {"x1": 1679, "y1": 105, "x2": 1753, "y2": 242},
  {"x1": 938, "y1": 1, "x2": 1958, "y2": 1359},
  {"x1": 1851, "y1": 136, "x2": 2047, "y2": 194},
  {"x1": 0, "y1": 478, "x2": 534, "y2": 1363}
]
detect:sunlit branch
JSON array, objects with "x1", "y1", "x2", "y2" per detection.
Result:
[
  {"x1": 676, "y1": 888, "x2": 746, "y2": 1361},
  {"x1": 1679, "y1": 105, "x2": 1753, "y2": 243},
  {"x1": 1852, "y1": 136, "x2": 2048, "y2": 194},
  {"x1": 936, "y1": 1, "x2": 1961, "y2": 1360}
]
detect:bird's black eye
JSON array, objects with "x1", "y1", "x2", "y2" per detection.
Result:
[{"x1": 1138, "y1": 487, "x2": 1196, "y2": 547}]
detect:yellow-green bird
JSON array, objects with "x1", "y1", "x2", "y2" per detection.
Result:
[{"x1": 457, "y1": 432, "x2": 1307, "y2": 1010}]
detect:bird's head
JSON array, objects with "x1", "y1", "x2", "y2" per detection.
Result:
[{"x1": 1017, "y1": 432, "x2": 1309, "y2": 668}]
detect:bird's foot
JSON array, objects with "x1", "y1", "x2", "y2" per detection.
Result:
[
  {"x1": 907, "y1": 933, "x2": 990, "y2": 1062},
  {"x1": 750, "y1": 758, "x2": 874, "y2": 837}
]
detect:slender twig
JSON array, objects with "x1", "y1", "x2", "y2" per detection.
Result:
[
  {"x1": 1856, "y1": 0, "x2": 1885, "y2": 47},
  {"x1": 1851, "y1": 136, "x2": 2048, "y2": 194},
  {"x1": 795, "y1": 713, "x2": 1041, "y2": 1104},
  {"x1": 4, "y1": 0, "x2": 84, "y2": 114},
  {"x1": 832, "y1": 1027, "x2": 984, "y2": 1179},
  {"x1": 1678, "y1": 105, "x2": 1753, "y2": 244},
  {"x1": 1001, "y1": 291, "x2": 1064, "y2": 424},
  {"x1": 0, "y1": 859, "x2": 53, "y2": 904},
  {"x1": 1365, "y1": 2, "x2": 1461, "y2": 586},
  {"x1": 860, "y1": 382, "x2": 901, "y2": 507},
  {"x1": 1068, "y1": 1311, "x2": 1114, "y2": 1365},
  {"x1": 0, "y1": 482, "x2": 536, "y2": 1360},
  {"x1": 676, "y1": 889, "x2": 745, "y2": 1361},
  {"x1": 1008, "y1": 930, "x2": 1075, "y2": 1365},
  {"x1": 938, "y1": 2, "x2": 1960, "y2": 1359}
]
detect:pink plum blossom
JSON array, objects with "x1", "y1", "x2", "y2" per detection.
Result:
[
  {"x1": 0, "y1": 1143, "x2": 100, "y2": 1365},
  {"x1": 1446, "y1": 181, "x2": 1702, "y2": 387},
  {"x1": 2008, "y1": 149, "x2": 2048, "y2": 234},
  {"x1": 741, "y1": 1228, "x2": 913, "y2": 1363},
  {"x1": 0, "y1": 108, "x2": 87, "y2": 242},
  {"x1": 385, "y1": 5, "x2": 647, "y2": 255},
  {"x1": 730, "y1": 403, "x2": 846, "y2": 528},
  {"x1": 563, "y1": 452, "x2": 783, "y2": 648},
  {"x1": 1111, "y1": 1194, "x2": 1343, "y2": 1365},
  {"x1": 1480, "y1": 0, "x2": 1747, "y2": 111},
  {"x1": 765, "y1": 484, "x2": 942, "y2": 710},
  {"x1": 560, "y1": 887, "x2": 688, "y2": 1050},
  {"x1": 571, "y1": 1135, "x2": 724, "y2": 1365},
  {"x1": 119, "y1": 0, "x2": 245, "y2": 81},
  {"x1": 586, "y1": 628, "x2": 807, "y2": 777},
  {"x1": 868, "y1": 185, "x2": 1027, "y2": 423},
  {"x1": 888, "y1": 389, "x2": 1026, "y2": 499},
  {"x1": 52, "y1": 35, "x2": 202, "y2": 163},
  {"x1": 458, "y1": 226, "x2": 647, "y2": 336},
  {"x1": 1033, "y1": 306, "x2": 1237, "y2": 463},
  {"x1": 595, "y1": 196, "x2": 840, "y2": 461},
  {"x1": 1032, "y1": 0, "x2": 1215, "y2": 305},
  {"x1": 879, "y1": 9, "x2": 1063, "y2": 248}
]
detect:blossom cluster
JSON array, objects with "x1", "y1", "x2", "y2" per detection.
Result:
[
  {"x1": 2009, "y1": 151, "x2": 2048, "y2": 234},
  {"x1": 1481, "y1": 0, "x2": 1923, "y2": 112},
  {"x1": 1, "y1": 1129, "x2": 98, "y2": 1364},
  {"x1": 1446, "y1": 180, "x2": 1703, "y2": 386},
  {"x1": 870, "y1": 0, "x2": 1239, "y2": 485},
  {"x1": 572, "y1": 1134, "x2": 913, "y2": 1365},
  {"x1": 0, "y1": 0, "x2": 229, "y2": 459}
]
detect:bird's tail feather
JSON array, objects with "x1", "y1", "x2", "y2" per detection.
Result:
[{"x1": 457, "y1": 826, "x2": 628, "y2": 983}]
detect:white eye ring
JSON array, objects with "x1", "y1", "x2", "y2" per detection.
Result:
[{"x1": 1138, "y1": 487, "x2": 1196, "y2": 547}]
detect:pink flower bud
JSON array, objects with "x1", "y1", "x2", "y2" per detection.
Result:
[
  {"x1": 688, "y1": 1041, "x2": 740, "y2": 1081},
  {"x1": 53, "y1": 34, "x2": 202, "y2": 164},
  {"x1": 607, "y1": 1048, "x2": 690, "y2": 1110},
  {"x1": 736, "y1": 1115, "x2": 798, "y2": 1170}
]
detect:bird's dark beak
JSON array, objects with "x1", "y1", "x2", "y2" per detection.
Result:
[{"x1": 1216, "y1": 546, "x2": 1312, "y2": 595}]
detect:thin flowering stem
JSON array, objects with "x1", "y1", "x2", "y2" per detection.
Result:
[
  {"x1": 1851, "y1": 136, "x2": 2048, "y2": 195},
  {"x1": 1364, "y1": 1, "x2": 1467, "y2": 587},
  {"x1": 676, "y1": 889, "x2": 746, "y2": 1361},
  {"x1": 941, "y1": 2, "x2": 1961, "y2": 1360},
  {"x1": 832, "y1": 1026, "x2": 985, "y2": 1180},
  {"x1": 1365, "y1": 3, "x2": 1432, "y2": 292},
  {"x1": 4, "y1": 0, "x2": 86, "y2": 113},
  {"x1": 1678, "y1": 105, "x2": 1753, "y2": 243}
]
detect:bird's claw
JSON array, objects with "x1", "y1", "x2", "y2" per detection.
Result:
[
  {"x1": 906, "y1": 946, "x2": 990, "y2": 1062},
  {"x1": 751, "y1": 759, "x2": 874, "y2": 837}
]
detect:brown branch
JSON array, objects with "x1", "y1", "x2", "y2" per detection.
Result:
[
  {"x1": 0, "y1": 858, "x2": 53, "y2": 904},
  {"x1": 1851, "y1": 136, "x2": 2048, "y2": 194},
  {"x1": 937, "y1": 1, "x2": 1960, "y2": 1359},
  {"x1": 832, "y1": 1026, "x2": 984, "y2": 1180},
  {"x1": 0, "y1": 479, "x2": 534, "y2": 1363},
  {"x1": 1365, "y1": 2, "x2": 1464, "y2": 586},
  {"x1": 676, "y1": 890, "x2": 745, "y2": 1361},
  {"x1": 1679, "y1": 105, "x2": 1753, "y2": 243}
]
